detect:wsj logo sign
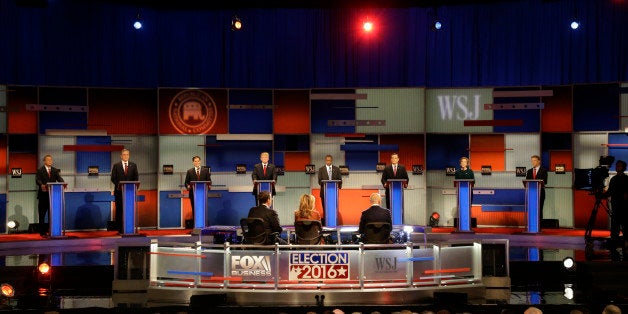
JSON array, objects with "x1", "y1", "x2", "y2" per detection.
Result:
[
  {"x1": 437, "y1": 94, "x2": 482, "y2": 121},
  {"x1": 231, "y1": 255, "x2": 272, "y2": 276},
  {"x1": 374, "y1": 256, "x2": 398, "y2": 272}
]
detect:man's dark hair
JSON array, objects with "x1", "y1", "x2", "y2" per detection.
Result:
[{"x1": 258, "y1": 191, "x2": 271, "y2": 204}]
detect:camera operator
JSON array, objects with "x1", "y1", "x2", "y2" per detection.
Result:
[{"x1": 603, "y1": 160, "x2": 628, "y2": 261}]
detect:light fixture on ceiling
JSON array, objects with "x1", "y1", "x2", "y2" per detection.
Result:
[{"x1": 231, "y1": 15, "x2": 242, "y2": 31}]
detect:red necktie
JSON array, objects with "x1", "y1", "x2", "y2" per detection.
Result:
[
  {"x1": 263, "y1": 165, "x2": 267, "y2": 176},
  {"x1": 533, "y1": 168, "x2": 537, "y2": 179},
  {"x1": 47, "y1": 168, "x2": 51, "y2": 178},
  {"x1": 393, "y1": 165, "x2": 397, "y2": 176},
  {"x1": 124, "y1": 163, "x2": 128, "y2": 175},
  {"x1": 196, "y1": 168, "x2": 200, "y2": 179}
]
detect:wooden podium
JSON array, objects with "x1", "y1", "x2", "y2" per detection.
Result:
[
  {"x1": 322, "y1": 180, "x2": 341, "y2": 227},
  {"x1": 454, "y1": 179, "x2": 475, "y2": 233},
  {"x1": 523, "y1": 179, "x2": 543, "y2": 233},
  {"x1": 119, "y1": 181, "x2": 141, "y2": 236},
  {"x1": 191, "y1": 181, "x2": 212, "y2": 230},
  {"x1": 387, "y1": 179, "x2": 407, "y2": 225},
  {"x1": 47, "y1": 182, "x2": 68, "y2": 238}
]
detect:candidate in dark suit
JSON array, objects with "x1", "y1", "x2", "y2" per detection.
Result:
[
  {"x1": 110, "y1": 148, "x2": 139, "y2": 233},
  {"x1": 184, "y1": 156, "x2": 212, "y2": 225},
  {"x1": 35, "y1": 155, "x2": 64, "y2": 237},
  {"x1": 380, "y1": 153, "x2": 409, "y2": 209},
  {"x1": 358, "y1": 193, "x2": 393, "y2": 236},
  {"x1": 525, "y1": 155, "x2": 549, "y2": 221},
  {"x1": 251, "y1": 152, "x2": 277, "y2": 205},
  {"x1": 317, "y1": 155, "x2": 342, "y2": 215},
  {"x1": 247, "y1": 191, "x2": 285, "y2": 244}
]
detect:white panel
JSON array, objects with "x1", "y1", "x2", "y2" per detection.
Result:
[
  {"x1": 546, "y1": 187, "x2": 574, "y2": 227},
  {"x1": 5, "y1": 255, "x2": 38, "y2": 266},
  {"x1": 356, "y1": 88, "x2": 424, "y2": 133},
  {"x1": 111, "y1": 135, "x2": 158, "y2": 190},
  {"x1": 426, "y1": 88, "x2": 493, "y2": 133},
  {"x1": 573, "y1": 133, "x2": 608, "y2": 169},
  {"x1": 158, "y1": 135, "x2": 205, "y2": 190},
  {"x1": 505, "y1": 134, "x2": 540, "y2": 171},
  {"x1": 6, "y1": 191, "x2": 37, "y2": 230},
  {"x1": 0, "y1": 175, "x2": 6, "y2": 193},
  {"x1": 216, "y1": 134, "x2": 273, "y2": 141},
  {"x1": 38, "y1": 136, "x2": 76, "y2": 175}
]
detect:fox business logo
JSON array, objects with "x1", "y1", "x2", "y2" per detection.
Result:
[
  {"x1": 168, "y1": 89, "x2": 218, "y2": 134},
  {"x1": 231, "y1": 254, "x2": 272, "y2": 277}
]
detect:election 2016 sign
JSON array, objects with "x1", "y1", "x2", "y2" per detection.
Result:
[{"x1": 289, "y1": 252, "x2": 349, "y2": 281}]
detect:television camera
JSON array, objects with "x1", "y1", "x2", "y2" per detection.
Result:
[{"x1": 575, "y1": 155, "x2": 615, "y2": 260}]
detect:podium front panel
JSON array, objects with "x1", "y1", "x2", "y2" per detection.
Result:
[
  {"x1": 523, "y1": 180, "x2": 542, "y2": 233},
  {"x1": 48, "y1": 182, "x2": 67, "y2": 237},
  {"x1": 192, "y1": 181, "x2": 212, "y2": 229},
  {"x1": 322, "y1": 180, "x2": 340, "y2": 227},
  {"x1": 454, "y1": 179, "x2": 474, "y2": 233},
  {"x1": 120, "y1": 181, "x2": 140, "y2": 235},
  {"x1": 387, "y1": 179, "x2": 407, "y2": 225}
]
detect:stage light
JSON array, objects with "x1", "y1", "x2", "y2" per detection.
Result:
[
  {"x1": 403, "y1": 225, "x2": 414, "y2": 233},
  {"x1": 570, "y1": 20, "x2": 579, "y2": 30},
  {"x1": 432, "y1": 21, "x2": 442, "y2": 30},
  {"x1": 429, "y1": 212, "x2": 440, "y2": 227},
  {"x1": 563, "y1": 283, "x2": 574, "y2": 299},
  {"x1": 7, "y1": 220, "x2": 20, "y2": 234},
  {"x1": 231, "y1": 15, "x2": 242, "y2": 31},
  {"x1": 38, "y1": 262, "x2": 51, "y2": 276},
  {"x1": 563, "y1": 257, "x2": 575, "y2": 270},
  {"x1": 363, "y1": 20, "x2": 374, "y2": 32},
  {"x1": 0, "y1": 283, "x2": 14, "y2": 298},
  {"x1": 133, "y1": 13, "x2": 142, "y2": 30}
]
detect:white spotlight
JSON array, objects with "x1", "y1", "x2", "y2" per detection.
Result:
[
  {"x1": 433, "y1": 21, "x2": 442, "y2": 30},
  {"x1": 133, "y1": 13, "x2": 142, "y2": 30},
  {"x1": 570, "y1": 21, "x2": 579, "y2": 30},
  {"x1": 563, "y1": 257, "x2": 575, "y2": 270}
]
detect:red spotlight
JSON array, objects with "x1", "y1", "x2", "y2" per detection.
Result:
[
  {"x1": 429, "y1": 212, "x2": 440, "y2": 227},
  {"x1": 1, "y1": 283, "x2": 15, "y2": 298},
  {"x1": 363, "y1": 20, "x2": 374, "y2": 32},
  {"x1": 38, "y1": 262, "x2": 51, "y2": 275}
]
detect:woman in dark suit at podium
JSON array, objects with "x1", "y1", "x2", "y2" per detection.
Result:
[{"x1": 455, "y1": 157, "x2": 475, "y2": 179}]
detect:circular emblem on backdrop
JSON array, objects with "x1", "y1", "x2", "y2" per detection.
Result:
[{"x1": 168, "y1": 89, "x2": 218, "y2": 134}]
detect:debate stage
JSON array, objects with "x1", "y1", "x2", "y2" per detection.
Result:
[{"x1": 0, "y1": 226, "x2": 625, "y2": 313}]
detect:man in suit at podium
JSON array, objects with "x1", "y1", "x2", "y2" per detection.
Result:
[
  {"x1": 111, "y1": 148, "x2": 139, "y2": 233},
  {"x1": 184, "y1": 155, "x2": 212, "y2": 227},
  {"x1": 380, "y1": 153, "x2": 409, "y2": 209},
  {"x1": 525, "y1": 155, "x2": 548, "y2": 224},
  {"x1": 317, "y1": 155, "x2": 342, "y2": 217},
  {"x1": 35, "y1": 154, "x2": 64, "y2": 237},
  {"x1": 252, "y1": 152, "x2": 277, "y2": 205}
]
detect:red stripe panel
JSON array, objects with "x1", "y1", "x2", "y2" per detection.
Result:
[
  {"x1": 0, "y1": 136, "x2": 6, "y2": 174},
  {"x1": 8, "y1": 86, "x2": 38, "y2": 134},
  {"x1": 284, "y1": 152, "x2": 311, "y2": 172},
  {"x1": 379, "y1": 135, "x2": 424, "y2": 166},
  {"x1": 63, "y1": 145, "x2": 125, "y2": 152},
  {"x1": 542, "y1": 85, "x2": 572, "y2": 132},
  {"x1": 464, "y1": 120, "x2": 523, "y2": 127},
  {"x1": 274, "y1": 90, "x2": 310, "y2": 134},
  {"x1": 549, "y1": 150, "x2": 573, "y2": 171},
  {"x1": 470, "y1": 134, "x2": 505, "y2": 171},
  {"x1": 573, "y1": 190, "x2": 607, "y2": 229}
]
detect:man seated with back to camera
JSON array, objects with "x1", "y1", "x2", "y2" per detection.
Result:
[
  {"x1": 358, "y1": 193, "x2": 393, "y2": 243},
  {"x1": 247, "y1": 191, "x2": 287, "y2": 244}
]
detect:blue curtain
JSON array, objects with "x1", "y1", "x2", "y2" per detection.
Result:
[{"x1": 0, "y1": 0, "x2": 626, "y2": 88}]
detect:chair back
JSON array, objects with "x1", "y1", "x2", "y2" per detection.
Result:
[
  {"x1": 363, "y1": 222, "x2": 393, "y2": 244},
  {"x1": 240, "y1": 217, "x2": 267, "y2": 245},
  {"x1": 294, "y1": 219, "x2": 323, "y2": 245}
]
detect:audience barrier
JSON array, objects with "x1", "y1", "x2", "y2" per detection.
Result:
[{"x1": 147, "y1": 237, "x2": 485, "y2": 306}]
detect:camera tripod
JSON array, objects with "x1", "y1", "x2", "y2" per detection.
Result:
[{"x1": 584, "y1": 192, "x2": 610, "y2": 260}]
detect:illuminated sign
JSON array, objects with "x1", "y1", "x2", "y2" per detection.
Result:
[
  {"x1": 288, "y1": 252, "x2": 349, "y2": 281},
  {"x1": 231, "y1": 254, "x2": 272, "y2": 279}
]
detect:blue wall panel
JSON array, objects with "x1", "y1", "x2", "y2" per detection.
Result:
[
  {"x1": 310, "y1": 99, "x2": 356, "y2": 134},
  {"x1": 205, "y1": 137, "x2": 273, "y2": 172},
  {"x1": 228, "y1": 90, "x2": 274, "y2": 134},
  {"x1": 207, "y1": 192, "x2": 254, "y2": 226},
  {"x1": 159, "y1": 190, "x2": 183, "y2": 228},
  {"x1": 493, "y1": 109, "x2": 540, "y2": 133},
  {"x1": 573, "y1": 83, "x2": 620, "y2": 132},
  {"x1": 64, "y1": 192, "x2": 112, "y2": 230},
  {"x1": 426, "y1": 134, "x2": 469, "y2": 170},
  {"x1": 473, "y1": 189, "x2": 525, "y2": 212},
  {"x1": 76, "y1": 136, "x2": 112, "y2": 173},
  {"x1": 608, "y1": 133, "x2": 628, "y2": 172}
]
